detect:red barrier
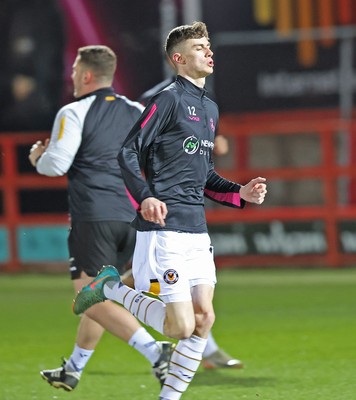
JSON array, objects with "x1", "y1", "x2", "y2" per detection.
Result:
[
  {"x1": 208, "y1": 109, "x2": 356, "y2": 268},
  {"x1": 1, "y1": 110, "x2": 356, "y2": 271},
  {"x1": 0, "y1": 133, "x2": 67, "y2": 271}
]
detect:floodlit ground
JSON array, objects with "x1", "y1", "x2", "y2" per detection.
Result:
[{"x1": 1, "y1": 268, "x2": 355, "y2": 400}]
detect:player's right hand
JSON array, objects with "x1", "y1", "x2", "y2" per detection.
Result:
[{"x1": 140, "y1": 197, "x2": 168, "y2": 227}]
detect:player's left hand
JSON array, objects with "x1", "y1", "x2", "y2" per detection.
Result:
[{"x1": 240, "y1": 177, "x2": 267, "y2": 205}]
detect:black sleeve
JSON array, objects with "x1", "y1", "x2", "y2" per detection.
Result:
[
  {"x1": 204, "y1": 166, "x2": 246, "y2": 208},
  {"x1": 118, "y1": 91, "x2": 176, "y2": 205}
]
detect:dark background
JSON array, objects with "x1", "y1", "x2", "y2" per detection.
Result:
[{"x1": 1, "y1": 0, "x2": 355, "y2": 215}]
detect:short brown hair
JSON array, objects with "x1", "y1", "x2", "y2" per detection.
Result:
[
  {"x1": 165, "y1": 21, "x2": 209, "y2": 57},
  {"x1": 77, "y1": 45, "x2": 116, "y2": 82}
]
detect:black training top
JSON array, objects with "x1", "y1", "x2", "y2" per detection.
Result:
[
  {"x1": 119, "y1": 76, "x2": 245, "y2": 233},
  {"x1": 37, "y1": 87, "x2": 143, "y2": 223},
  {"x1": 68, "y1": 88, "x2": 143, "y2": 222}
]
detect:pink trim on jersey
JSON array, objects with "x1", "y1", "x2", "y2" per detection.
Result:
[
  {"x1": 141, "y1": 103, "x2": 157, "y2": 128},
  {"x1": 204, "y1": 189, "x2": 241, "y2": 207},
  {"x1": 125, "y1": 187, "x2": 139, "y2": 210}
]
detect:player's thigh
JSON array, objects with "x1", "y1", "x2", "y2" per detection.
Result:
[{"x1": 165, "y1": 300, "x2": 196, "y2": 336}]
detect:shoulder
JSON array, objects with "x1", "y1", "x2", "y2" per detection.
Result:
[
  {"x1": 143, "y1": 89, "x2": 179, "y2": 119},
  {"x1": 204, "y1": 95, "x2": 219, "y2": 114},
  {"x1": 58, "y1": 95, "x2": 97, "y2": 119},
  {"x1": 138, "y1": 77, "x2": 175, "y2": 104},
  {"x1": 204, "y1": 95, "x2": 218, "y2": 107},
  {"x1": 51, "y1": 95, "x2": 97, "y2": 130},
  {"x1": 116, "y1": 94, "x2": 144, "y2": 114},
  {"x1": 154, "y1": 86, "x2": 179, "y2": 105}
]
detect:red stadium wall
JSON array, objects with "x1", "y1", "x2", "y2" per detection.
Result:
[
  {"x1": 0, "y1": 133, "x2": 68, "y2": 272},
  {"x1": 209, "y1": 109, "x2": 356, "y2": 269}
]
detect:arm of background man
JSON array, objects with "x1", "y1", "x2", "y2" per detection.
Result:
[{"x1": 36, "y1": 105, "x2": 83, "y2": 176}]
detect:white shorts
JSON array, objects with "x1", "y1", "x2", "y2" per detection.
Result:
[{"x1": 132, "y1": 231, "x2": 217, "y2": 303}]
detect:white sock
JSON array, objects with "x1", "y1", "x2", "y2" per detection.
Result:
[
  {"x1": 104, "y1": 282, "x2": 166, "y2": 335},
  {"x1": 160, "y1": 335, "x2": 207, "y2": 400},
  {"x1": 66, "y1": 344, "x2": 94, "y2": 373},
  {"x1": 202, "y1": 331, "x2": 219, "y2": 358},
  {"x1": 128, "y1": 327, "x2": 161, "y2": 365}
]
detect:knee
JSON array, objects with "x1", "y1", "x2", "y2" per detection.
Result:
[
  {"x1": 195, "y1": 310, "x2": 215, "y2": 336},
  {"x1": 164, "y1": 316, "x2": 195, "y2": 340},
  {"x1": 203, "y1": 309, "x2": 215, "y2": 329},
  {"x1": 175, "y1": 324, "x2": 195, "y2": 340}
]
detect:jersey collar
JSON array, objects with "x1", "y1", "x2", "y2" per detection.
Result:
[
  {"x1": 76, "y1": 87, "x2": 115, "y2": 101},
  {"x1": 176, "y1": 75, "x2": 207, "y2": 99}
]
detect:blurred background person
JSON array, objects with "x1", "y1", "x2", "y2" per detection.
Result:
[{"x1": 29, "y1": 45, "x2": 173, "y2": 391}]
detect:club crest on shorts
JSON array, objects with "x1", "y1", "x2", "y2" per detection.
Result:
[{"x1": 163, "y1": 269, "x2": 179, "y2": 284}]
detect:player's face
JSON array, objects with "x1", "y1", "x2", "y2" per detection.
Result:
[
  {"x1": 71, "y1": 56, "x2": 86, "y2": 98},
  {"x1": 181, "y1": 37, "x2": 214, "y2": 79}
]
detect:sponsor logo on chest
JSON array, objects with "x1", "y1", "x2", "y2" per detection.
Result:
[{"x1": 183, "y1": 135, "x2": 214, "y2": 156}]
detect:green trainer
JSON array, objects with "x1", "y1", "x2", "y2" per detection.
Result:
[{"x1": 73, "y1": 265, "x2": 120, "y2": 315}]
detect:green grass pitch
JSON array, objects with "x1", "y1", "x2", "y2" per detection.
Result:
[{"x1": 1, "y1": 268, "x2": 355, "y2": 399}]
